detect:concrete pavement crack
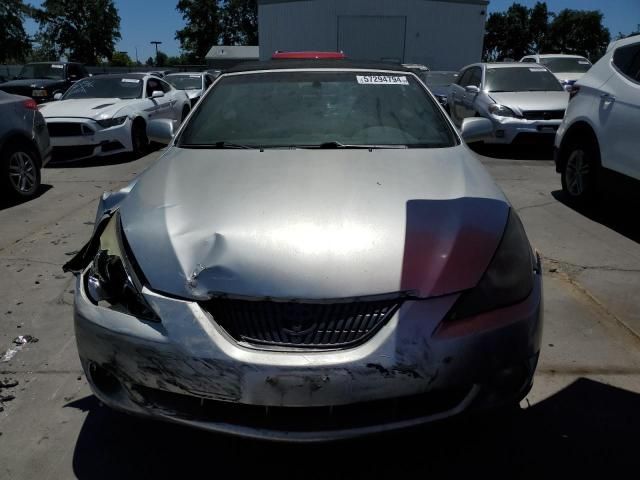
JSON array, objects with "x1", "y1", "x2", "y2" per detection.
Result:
[
  {"x1": 516, "y1": 200, "x2": 557, "y2": 213},
  {"x1": 0, "y1": 257, "x2": 64, "y2": 267},
  {"x1": 542, "y1": 255, "x2": 640, "y2": 274}
]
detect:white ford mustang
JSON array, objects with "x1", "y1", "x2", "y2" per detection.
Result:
[{"x1": 39, "y1": 73, "x2": 191, "y2": 162}]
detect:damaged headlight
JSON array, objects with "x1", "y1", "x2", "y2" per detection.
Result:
[
  {"x1": 76, "y1": 212, "x2": 159, "y2": 321},
  {"x1": 446, "y1": 209, "x2": 535, "y2": 321},
  {"x1": 488, "y1": 104, "x2": 519, "y2": 118},
  {"x1": 96, "y1": 116, "x2": 127, "y2": 128}
]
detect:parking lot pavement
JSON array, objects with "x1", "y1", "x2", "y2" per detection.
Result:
[{"x1": 1, "y1": 148, "x2": 640, "y2": 479}]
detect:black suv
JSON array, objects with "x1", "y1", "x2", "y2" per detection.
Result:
[{"x1": 0, "y1": 62, "x2": 90, "y2": 103}]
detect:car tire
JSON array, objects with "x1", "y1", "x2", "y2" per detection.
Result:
[
  {"x1": 561, "y1": 139, "x2": 599, "y2": 205},
  {"x1": 131, "y1": 119, "x2": 148, "y2": 159},
  {"x1": 0, "y1": 143, "x2": 41, "y2": 200}
]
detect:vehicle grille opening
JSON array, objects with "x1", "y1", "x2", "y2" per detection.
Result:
[
  {"x1": 47, "y1": 122, "x2": 87, "y2": 137},
  {"x1": 521, "y1": 110, "x2": 565, "y2": 120},
  {"x1": 133, "y1": 385, "x2": 470, "y2": 432},
  {"x1": 51, "y1": 145, "x2": 97, "y2": 161},
  {"x1": 200, "y1": 297, "x2": 404, "y2": 349}
]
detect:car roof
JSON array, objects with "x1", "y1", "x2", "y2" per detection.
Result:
[
  {"x1": 165, "y1": 72, "x2": 203, "y2": 76},
  {"x1": 225, "y1": 60, "x2": 413, "y2": 74},
  {"x1": 483, "y1": 62, "x2": 551, "y2": 69},
  {"x1": 533, "y1": 54, "x2": 588, "y2": 59},
  {"x1": 86, "y1": 73, "x2": 147, "y2": 79},
  {"x1": 26, "y1": 61, "x2": 80, "y2": 65}
]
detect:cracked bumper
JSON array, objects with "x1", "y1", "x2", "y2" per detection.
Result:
[
  {"x1": 485, "y1": 117, "x2": 562, "y2": 144},
  {"x1": 74, "y1": 273, "x2": 543, "y2": 441}
]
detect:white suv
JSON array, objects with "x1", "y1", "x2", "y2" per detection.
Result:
[
  {"x1": 554, "y1": 35, "x2": 640, "y2": 204},
  {"x1": 521, "y1": 54, "x2": 592, "y2": 87}
]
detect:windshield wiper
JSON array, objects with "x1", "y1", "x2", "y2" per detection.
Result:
[
  {"x1": 181, "y1": 141, "x2": 257, "y2": 150},
  {"x1": 306, "y1": 141, "x2": 407, "y2": 149}
]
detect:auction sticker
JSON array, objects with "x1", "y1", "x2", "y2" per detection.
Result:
[
  {"x1": 121, "y1": 78, "x2": 141, "y2": 83},
  {"x1": 529, "y1": 68, "x2": 547, "y2": 72},
  {"x1": 52, "y1": 64, "x2": 64, "y2": 69},
  {"x1": 356, "y1": 75, "x2": 409, "y2": 85}
]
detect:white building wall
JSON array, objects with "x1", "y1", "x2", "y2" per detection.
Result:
[{"x1": 258, "y1": 0, "x2": 488, "y2": 70}]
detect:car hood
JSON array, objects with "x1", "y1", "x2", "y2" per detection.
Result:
[
  {"x1": 39, "y1": 98, "x2": 127, "y2": 119},
  {"x1": 0, "y1": 78, "x2": 64, "y2": 89},
  {"x1": 552, "y1": 72, "x2": 586, "y2": 83},
  {"x1": 119, "y1": 147, "x2": 510, "y2": 301},
  {"x1": 488, "y1": 91, "x2": 569, "y2": 112},
  {"x1": 185, "y1": 89, "x2": 203, "y2": 99}
]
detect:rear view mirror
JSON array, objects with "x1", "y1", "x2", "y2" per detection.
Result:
[
  {"x1": 147, "y1": 119, "x2": 175, "y2": 145},
  {"x1": 460, "y1": 117, "x2": 494, "y2": 143},
  {"x1": 465, "y1": 85, "x2": 480, "y2": 94},
  {"x1": 151, "y1": 90, "x2": 165, "y2": 99},
  {"x1": 53, "y1": 92, "x2": 63, "y2": 101}
]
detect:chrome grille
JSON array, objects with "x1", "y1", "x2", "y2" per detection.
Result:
[
  {"x1": 201, "y1": 297, "x2": 403, "y2": 349},
  {"x1": 521, "y1": 110, "x2": 565, "y2": 120}
]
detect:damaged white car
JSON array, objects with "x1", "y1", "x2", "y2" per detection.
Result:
[
  {"x1": 65, "y1": 61, "x2": 543, "y2": 441},
  {"x1": 39, "y1": 73, "x2": 191, "y2": 162}
]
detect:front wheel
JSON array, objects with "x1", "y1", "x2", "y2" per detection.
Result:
[
  {"x1": 561, "y1": 142, "x2": 599, "y2": 205},
  {"x1": 131, "y1": 120, "x2": 148, "y2": 159},
  {"x1": 1, "y1": 144, "x2": 41, "y2": 200}
]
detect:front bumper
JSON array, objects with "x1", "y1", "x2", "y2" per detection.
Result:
[
  {"x1": 74, "y1": 271, "x2": 543, "y2": 441},
  {"x1": 485, "y1": 117, "x2": 562, "y2": 145},
  {"x1": 47, "y1": 117, "x2": 132, "y2": 162}
]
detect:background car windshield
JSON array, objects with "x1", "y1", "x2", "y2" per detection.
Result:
[
  {"x1": 167, "y1": 75, "x2": 202, "y2": 90},
  {"x1": 540, "y1": 57, "x2": 591, "y2": 73},
  {"x1": 18, "y1": 64, "x2": 65, "y2": 80},
  {"x1": 424, "y1": 72, "x2": 459, "y2": 87},
  {"x1": 485, "y1": 67, "x2": 564, "y2": 92},
  {"x1": 63, "y1": 77, "x2": 143, "y2": 99},
  {"x1": 179, "y1": 71, "x2": 457, "y2": 148}
]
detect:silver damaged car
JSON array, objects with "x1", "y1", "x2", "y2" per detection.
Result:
[{"x1": 64, "y1": 61, "x2": 543, "y2": 441}]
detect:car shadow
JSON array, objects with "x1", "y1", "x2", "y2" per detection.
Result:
[
  {"x1": 0, "y1": 184, "x2": 53, "y2": 211},
  {"x1": 470, "y1": 142, "x2": 555, "y2": 161},
  {"x1": 552, "y1": 190, "x2": 640, "y2": 244},
  {"x1": 68, "y1": 378, "x2": 639, "y2": 479},
  {"x1": 46, "y1": 145, "x2": 163, "y2": 169}
]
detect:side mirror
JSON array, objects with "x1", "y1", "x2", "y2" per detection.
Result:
[
  {"x1": 147, "y1": 119, "x2": 175, "y2": 145},
  {"x1": 151, "y1": 90, "x2": 165, "y2": 99},
  {"x1": 53, "y1": 92, "x2": 63, "y2": 101},
  {"x1": 460, "y1": 117, "x2": 494, "y2": 143},
  {"x1": 563, "y1": 84, "x2": 573, "y2": 92},
  {"x1": 465, "y1": 85, "x2": 480, "y2": 94}
]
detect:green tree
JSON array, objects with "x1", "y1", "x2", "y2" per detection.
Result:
[
  {"x1": 220, "y1": 0, "x2": 258, "y2": 45},
  {"x1": 0, "y1": 0, "x2": 33, "y2": 62},
  {"x1": 110, "y1": 51, "x2": 132, "y2": 66},
  {"x1": 175, "y1": 0, "x2": 223, "y2": 61},
  {"x1": 529, "y1": 1, "x2": 550, "y2": 53},
  {"x1": 548, "y1": 9, "x2": 610, "y2": 61},
  {"x1": 155, "y1": 51, "x2": 168, "y2": 67},
  {"x1": 146, "y1": 56, "x2": 154, "y2": 67},
  {"x1": 36, "y1": 0, "x2": 121, "y2": 65},
  {"x1": 484, "y1": 2, "x2": 611, "y2": 62}
]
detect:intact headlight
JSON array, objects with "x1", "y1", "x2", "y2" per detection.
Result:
[
  {"x1": 32, "y1": 89, "x2": 48, "y2": 97},
  {"x1": 96, "y1": 116, "x2": 128, "y2": 128},
  {"x1": 84, "y1": 212, "x2": 159, "y2": 321},
  {"x1": 488, "y1": 104, "x2": 519, "y2": 118},
  {"x1": 446, "y1": 209, "x2": 535, "y2": 321}
]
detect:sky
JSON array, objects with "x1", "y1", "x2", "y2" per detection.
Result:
[{"x1": 24, "y1": 0, "x2": 640, "y2": 60}]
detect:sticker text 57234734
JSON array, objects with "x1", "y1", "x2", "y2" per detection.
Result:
[{"x1": 356, "y1": 75, "x2": 409, "y2": 85}]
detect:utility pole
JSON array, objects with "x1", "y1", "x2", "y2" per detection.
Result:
[
  {"x1": 135, "y1": 46, "x2": 139, "y2": 64},
  {"x1": 150, "y1": 41, "x2": 162, "y2": 65}
]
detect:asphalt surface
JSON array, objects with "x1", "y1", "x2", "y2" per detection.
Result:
[{"x1": 1, "y1": 146, "x2": 639, "y2": 479}]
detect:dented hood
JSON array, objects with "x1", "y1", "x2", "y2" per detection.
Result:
[{"x1": 119, "y1": 147, "x2": 510, "y2": 300}]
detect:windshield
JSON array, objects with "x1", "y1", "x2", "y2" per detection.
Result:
[
  {"x1": 485, "y1": 67, "x2": 564, "y2": 92},
  {"x1": 178, "y1": 71, "x2": 457, "y2": 148},
  {"x1": 63, "y1": 77, "x2": 143, "y2": 100},
  {"x1": 540, "y1": 57, "x2": 591, "y2": 73},
  {"x1": 424, "y1": 72, "x2": 459, "y2": 87},
  {"x1": 166, "y1": 75, "x2": 202, "y2": 90},
  {"x1": 18, "y1": 63, "x2": 65, "y2": 80}
]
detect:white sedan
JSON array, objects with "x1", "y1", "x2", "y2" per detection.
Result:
[{"x1": 39, "y1": 73, "x2": 191, "y2": 161}]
